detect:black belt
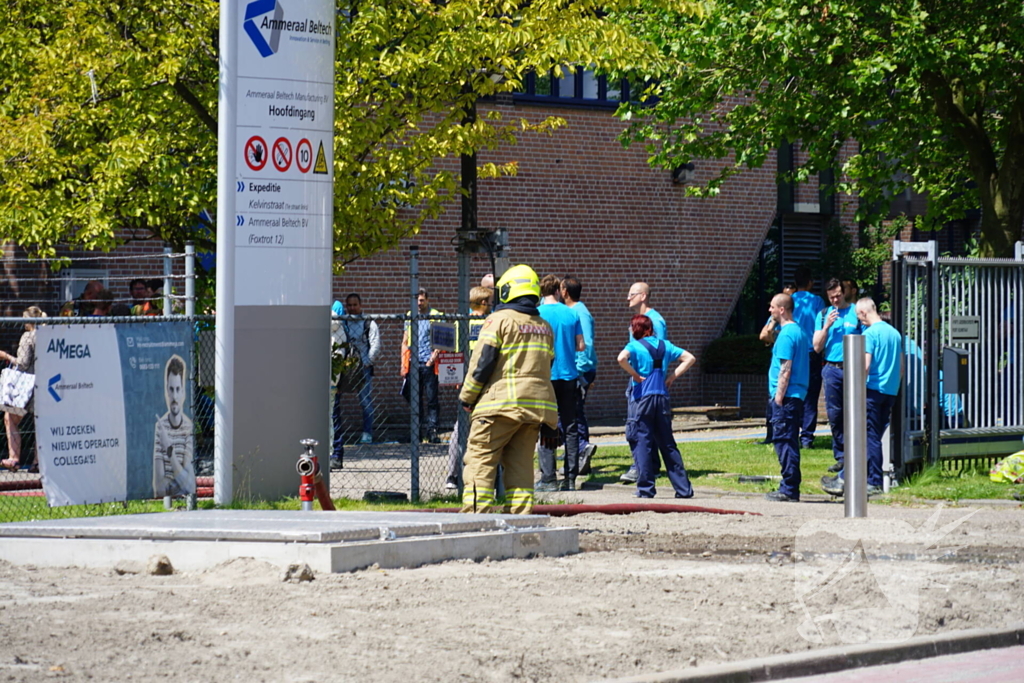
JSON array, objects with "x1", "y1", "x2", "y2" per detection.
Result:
[{"x1": 823, "y1": 361, "x2": 843, "y2": 367}]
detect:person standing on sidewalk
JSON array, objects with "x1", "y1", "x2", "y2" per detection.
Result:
[
  {"x1": 791, "y1": 266, "x2": 826, "y2": 449},
  {"x1": 618, "y1": 314, "x2": 696, "y2": 499},
  {"x1": 402, "y1": 289, "x2": 443, "y2": 443},
  {"x1": 535, "y1": 274, "x2": 585, "y2": 492},
  {"x1": 821, "y1": 298, "x2": 901, "y2": 497},
  {"x1": 758, "y1": 282, "x2": 796, "y2": 444},
  {"x1": 765, "y1": 293, "x2": 809, "y2": 502},
  {"x1": 813, "y1": 278, "x2": 865, "y2": 475},
  {"x1": 459, "y1": 265, "x2": 557, "y2": 514},
  {"x1": 560, "y1": 275, "x2": 598, "y2": 475},
  {"x1": 342, "y1": 293, "x2": 381, "y2": 445},
  {"x1": 621, "y1": 282, "x2": 668, "y2": 484},
  {"x1": 445, "y1": 285, "x2": 492, "y2": 490}
]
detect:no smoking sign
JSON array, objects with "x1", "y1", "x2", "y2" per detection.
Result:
[{"x1": 272, "y1": 137, "x2": 292, "y2": 172}]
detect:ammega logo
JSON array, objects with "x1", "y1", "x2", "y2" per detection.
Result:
[
  {"x1": 46, "y1": 338, "x2": 91, "y2": 359},
  {"x1": 48, "y1": 374, "x2": 62, "y2": 402},
  {"x1": 244, "y1": 0, "x2": 284, "y2": 58}
]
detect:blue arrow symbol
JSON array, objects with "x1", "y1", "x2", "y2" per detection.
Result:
[
  {"x1": 48, "y1": 374, "x2": 62, "y2": 402},
  {"x1": 236, "y1": 215, "x2": 245, "y2": 226},
  {"x1": 237, "y1": 181, "x2": 245, "y2": 192}
]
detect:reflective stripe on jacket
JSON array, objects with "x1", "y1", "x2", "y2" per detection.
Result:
[{"x1": 459, "y1": 308, "x2": 557, "y2": 426}]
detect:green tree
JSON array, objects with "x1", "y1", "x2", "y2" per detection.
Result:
[
  {"x1": 617, "y1": 0, "x2": 1024, "y2": 257},
  {"x1": 0, "y1": 0, "x2": 692, "y2": 263}
]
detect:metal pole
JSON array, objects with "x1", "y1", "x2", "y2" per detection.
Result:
[
  {"x1": 214, "y1": 0, "x2": 238, "y2": 505},
  {"x1": 162, "y1": 246, "x2": 173, "y2": 510},
  {"x1": 184, "y1": 242, "x2": 195, "y2": 318},
  {"x1": 844, "y1": 334, "x2": 867, "y2": 518},
  {"x1": 927, "y1": 244, "x2": 941, "y2": 464},
  {"x1": 163, "y1": 246, "x2": 172, "y2": 315},
  {"x1": 409, "y1": 246, "x2": 421, "y2": 501},
  {"x1": 184, "y1": 241, "x2": 197, "y2": 511}
]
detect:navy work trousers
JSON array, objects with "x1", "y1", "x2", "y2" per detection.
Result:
[
  {"x1": 822, "y1": 363, "x2": 845, "y2": 465},
  {"x1": 866, "y1": 388, "x2": 896, "y2": 488},
  {"x1": 801, "y1": 352, "x2": 822, "y2": 446},
  {"x1": 771, "y1": 396, "x2": 804, "y2": 499},
  {"x1": 630, "y1": 394, "x2": 693, "y2": 498}
]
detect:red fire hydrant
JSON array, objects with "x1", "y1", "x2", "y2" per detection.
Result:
[{"x1": 296, "y1": 438, "x2": 319, "y2": 511}]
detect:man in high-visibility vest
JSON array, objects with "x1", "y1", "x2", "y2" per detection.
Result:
[{"x1": 459, "y1": 265, "x2": 558, "y2": 514}]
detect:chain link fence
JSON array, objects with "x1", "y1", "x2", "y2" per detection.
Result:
[
  {"x1": 0, "y1": 311, "x2": 478, "y2": 522},
  {"x1": 327, "y1": 313, "x2": 474, "y2": 502}
]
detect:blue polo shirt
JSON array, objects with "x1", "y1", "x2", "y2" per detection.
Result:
[
  {"x1": 816, "y1": 305, "x2": 864, "y2": 362},
  {"x1": 571, "y1": 301, "x2": 597, "y2": 374},
  {"x1": 769, "y1": 322, "x2": 809, "y2": 400},
  {"x1": 865, "y1": 320, "x2": 902, "y2": 396},
  {"x1": 792, "y1": 291, "x2": 826, "y2": 349},
  {"x1": 539, "y1": 302, "x2": 583, "y2": 381},
  {"x1": 645, "y1": 308, "x2": 667, "y2": 340},
  {"x1": 624, "y1": 337, "x2": 685, "y2": 396}
]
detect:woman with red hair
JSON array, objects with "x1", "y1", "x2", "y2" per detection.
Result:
[{"x1": 617, "y1": 314, "x2": 697, "y2": 498}]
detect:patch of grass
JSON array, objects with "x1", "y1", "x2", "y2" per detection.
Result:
[
  {"x1": 586, "y1": 438, "x2": 1022, "y2": 501},
  {"x1": 197, "y1": 494, "x2": 462, "y2": 512},
  {"x1": 886, "y1": 464, "x2": 1019, "y2": 502},
  {"x1": 0, "y1": 498, "x2": 169, "y2": 524}
]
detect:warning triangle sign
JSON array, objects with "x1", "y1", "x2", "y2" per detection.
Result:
[{"x1": 313, "y1": 141, "x2": 329, "y2": 175}]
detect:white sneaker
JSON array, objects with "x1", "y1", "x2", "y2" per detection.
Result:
[{"x1": 360, "y1": 432, "x2": 372, "y2": 444}]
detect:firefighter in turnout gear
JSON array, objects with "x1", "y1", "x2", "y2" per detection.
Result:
[{"x1": 459, "y1": 265, "x2": 558, "y2": 513}]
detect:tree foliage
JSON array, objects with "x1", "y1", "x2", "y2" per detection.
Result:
[
  {"x1": 617, "y1": 0, "x2": 1024, "y2": 257},
  {"x1": 0, "y1": 0, "x2": 692, "y2": 264}
]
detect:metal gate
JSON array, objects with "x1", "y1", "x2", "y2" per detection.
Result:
[{"x1": 891, "y1": 240, "x2": 1024, "y2": 474}]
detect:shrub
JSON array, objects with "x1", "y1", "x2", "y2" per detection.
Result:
[{"x1": 702, "y1": 334, "x2": 773, "y2": 374}]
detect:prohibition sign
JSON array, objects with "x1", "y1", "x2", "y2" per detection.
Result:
[
  {"x1": 272, "y1": 137, "x2": 293, "y2": 172},
  {"x1": 296, "y1": 138, "x2": 313, "y2": 173},
  {"x1": 244, "y1": 135, "x2": 268, "y2": 171}
]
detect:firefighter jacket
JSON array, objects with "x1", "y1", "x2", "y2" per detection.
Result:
[{"x1": 459, "y1": 308, "x2": 558, "y2": 427}]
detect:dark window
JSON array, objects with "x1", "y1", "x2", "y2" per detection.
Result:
[{"x1": 515, "y1": 67, "x2": 629, "y2": 108}]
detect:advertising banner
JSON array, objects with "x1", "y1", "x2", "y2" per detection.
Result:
[{"x1": 36, "y1": 323, "x2": 193, "y2": 507}]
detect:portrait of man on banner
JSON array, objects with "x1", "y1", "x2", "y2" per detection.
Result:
[{"x1": 152, "y1": 354, "x2": 194, "y2": 497}]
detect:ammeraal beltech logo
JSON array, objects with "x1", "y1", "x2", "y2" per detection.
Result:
[
  {"x1": 792, "y1": 506, "x2": 979, "y2": 645},
  {"x1": 244, "y1": 0, "x2": 285, "y2": 58},
  {"x1": 48, "y1": 374, "x2": 62, "y2": 402}
]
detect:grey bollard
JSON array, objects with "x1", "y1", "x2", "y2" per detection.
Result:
[{"x1": 843, "y1": 335, "x2": 867, "y2": 517}]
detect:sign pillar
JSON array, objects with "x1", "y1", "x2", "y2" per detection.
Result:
[{"x1": 216, "y1": 0, "x2": 335, "y2": 502}]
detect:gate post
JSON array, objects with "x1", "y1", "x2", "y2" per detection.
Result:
[
  {"x1": 926, "y1": 249, "x2": 940, "y2": 465},
  {"x1": 409, "y1": 246, "x2": 421, "y2": 502}
]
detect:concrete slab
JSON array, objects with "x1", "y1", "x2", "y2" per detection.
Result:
[{"x1": 0, "y1": 509, "x2": 579, "y2": 573}]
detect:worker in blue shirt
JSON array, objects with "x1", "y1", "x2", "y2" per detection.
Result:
[
  {"x1": 791, "y1": 266, "x2": 825, "y2": 448},
  {"x1": 822, "y1": 298, "x2": 902, "y2": 497},
  {"x1": 621, "y1": 281, "x2": 668, "y2": 484},
  {"x1": 536, "y1": 274, "x2": 585, "y2": 492},
  {"x1": 561, "y1": 276, "x2": 598, "y2": 475},
  {"x1": 766, "y1": 293, "x2": 810, "y2": 502},
  {"x1": 813, "y1": 278, "x2": 865, "y2": 474},
  {"x1": 618, "y1": 314, "x2": 696, "y2": 499}
]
